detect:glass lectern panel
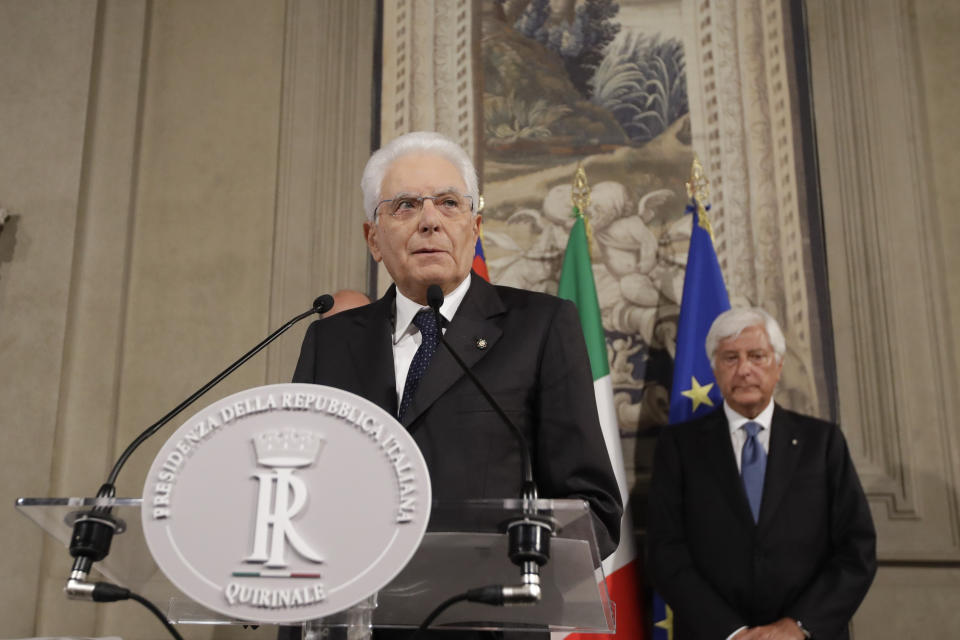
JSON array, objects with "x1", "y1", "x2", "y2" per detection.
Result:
[{"x1": 16, "y1": 497, "x2": 614, "y2": 633}]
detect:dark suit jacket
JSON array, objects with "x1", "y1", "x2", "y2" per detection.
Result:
[
  {"x1": 293, "y1": 275, "x2": 622, "y2": 558},
  {"x1": 647, "y1": 405, "x2": 876, "y2": 640}
]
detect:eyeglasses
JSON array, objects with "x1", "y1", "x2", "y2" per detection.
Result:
[
  {"x1": 374, "y1": 191, "x2": 474, "y2": 221},
  {"x1": 715, "y1": 350, "x2": 775, "y2": 368}
]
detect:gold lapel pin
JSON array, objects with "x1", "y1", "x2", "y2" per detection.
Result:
[
  {"x1": 791, "y1": 438, "x2": 798, "y2": 446},
  {"x1": 475, "y1": 337, "x2": 488, "y2": 350}
]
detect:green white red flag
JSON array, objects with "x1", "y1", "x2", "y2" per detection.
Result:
[{"x1": 558, "y1": 210, "x2": 647, "y2": 640}]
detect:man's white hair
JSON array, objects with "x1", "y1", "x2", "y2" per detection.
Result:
[
  {"x1": 360, "y1": 131, "x2": 480, "y2": 222},
  {"x1": 705, "y1": 307, "x2": 786, "y2": 366}
]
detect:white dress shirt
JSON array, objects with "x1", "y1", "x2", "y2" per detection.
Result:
[
  {"x1": 723, "y1": 398, "x2": 775, "y2": 640},
  {"x1": 725, "y1": 399, "x2": 775, "y2": 472},
  {"x1": 392, "y1": 274, "x2": 471, "y2": 407}
]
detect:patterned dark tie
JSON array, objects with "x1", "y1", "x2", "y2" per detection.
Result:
[
  {"x1": 398, "y1": 309, "x2": 440, "y2": 420},
  {"x1": 741, "y1": 421, "x2": 767, "y2": 522}
]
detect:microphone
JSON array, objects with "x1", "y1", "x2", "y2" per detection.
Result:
[
  {"x1": 425, "y1": 284, "x2": 551, "y2": 606},
  {"x1": 66, "y1": 294, "x2": 334, "y2": 600},
  {"x1": 426, "y1": 286, "x2": 535, "y2": 499}
]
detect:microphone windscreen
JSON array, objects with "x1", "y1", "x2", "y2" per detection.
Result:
[
  {"x1": 426, "y1": 285, "x2": 444, "y2": 312},
  {"x1": 313, "y1": 294, "x2": 335, "y2": 314}
]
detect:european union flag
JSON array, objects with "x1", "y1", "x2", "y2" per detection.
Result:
[
  {"x1": 652, "y1": 198, "x2": 730, "y2": 640},
  {"x1": 668, "y1": 200, "x2": 731, "y2": 424}
]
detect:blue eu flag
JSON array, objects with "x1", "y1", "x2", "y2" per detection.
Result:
[
  {"x1": 653, "y1": 199, "x2": 730, "y2": 640},
  {"x1": 668, "y1": 200, "x2": 731, "y2": 424}
]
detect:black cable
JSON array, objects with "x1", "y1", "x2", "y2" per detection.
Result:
[
  {"x1": 128, "y1": 592, "x2": 185, "y2": 640},
  {"x1": 410, "y1": 585, "x2": 513, "y2": 640},
  {"x1": 89, "y1": 581, "x2": 184, "y2": 640},
  {"x1": 63, "y1": 296, "x2": 330, "y2": 637},
  {"x1": 435, "y1": 327, "x2": 534, "y2": 490},
  {"x1": 412, "y1": 591, "x2": 472, "y2": 639},
  {"x1": 105, "y1": 303, "x2": 326, "y2": 488},
  {"x1": 425, "y1": 285, "x2": 535, "y2": 497}
]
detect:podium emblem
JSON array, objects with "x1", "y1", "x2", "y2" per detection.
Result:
[
  {"x1": 142, "y1": 384, "x2": 431, "y2": 623},
  {"x1": 245, "y1": 429, "x2": 326, "y2": 568}
]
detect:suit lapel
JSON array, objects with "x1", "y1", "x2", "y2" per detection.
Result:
[
  {"x1": 401, "y1": 276, "x2": 505, "y2": 428},
  {"x1": 345, "y1": 288, "x2": 398, "y2": 416},
  {"x1": 698, "y1": 410, "x2": 756, "y2": 523},
  {"x1": 757, "y1": 405, "x2": 803, "y2": 531}
]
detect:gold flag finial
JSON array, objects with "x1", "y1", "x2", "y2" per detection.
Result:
[
  {"x1": 571, "y1": 164, "x2": 594, "y2": 257},
  {"x1": 571, "y1": 165, "x2": 591, "y2": 213},
  {"x1": 686, "y1": 154, "x2": 715, "y2": 240}
]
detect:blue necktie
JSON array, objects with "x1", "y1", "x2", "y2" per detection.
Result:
[
  {"x1": 741, "y1": 421, "x2": 767, "y2": 522},
  {"x1": 398, "y1": 309, "x2": 439, "y2": 420}
]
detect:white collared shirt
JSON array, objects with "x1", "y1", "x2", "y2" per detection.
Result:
[
  {"x1": 392, "y1": 274, "x2": 472, "y2": 406},
  {"x1": 723, "y1": 399, "x2": 775, "y2": 640},
  {"x1": 725, "y1": 399, "x2": 775, "y2": 472}
]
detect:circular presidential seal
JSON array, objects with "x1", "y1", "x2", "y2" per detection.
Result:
[{"x1": 141, "y1": 383, "x2": 431, "y2": 623}]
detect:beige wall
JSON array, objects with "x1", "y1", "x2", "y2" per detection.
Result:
[
  {"x1": 917, "y1": 1, "x2": 960, "y2": 382},
  {"x1": 880, "y1": 0, "x2": 960, "y2": 628},
  {"x1": 2, "y1": 0, "x2": 959, "y2": 638},
  {"x1": 1, "y1": 0, "x2": 100, "y2": 634},
  {"x1": 806, "y1": 0, "x2": 960, "y2": 636},
  {"x1": 0, "y1": 0, "x2": 374, "y2": 637}
]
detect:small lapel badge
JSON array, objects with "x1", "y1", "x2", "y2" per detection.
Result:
[
  {"x1": 791, "y1": 438, "x2": 799, "y2": 446},
  {"x1": 474, "y1": 337, "x2": 488, "y2": 350}
]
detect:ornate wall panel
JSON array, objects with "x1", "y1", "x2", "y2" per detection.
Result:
[
  {"x1": 684, "y1": 0, "x2": 824, "y2": 419},
  {"x1": 808, "y1": 0, "x2": 960, "y2": 560},
  {"x1": 377, "y1": 0, "x2": 481, "y2": 294},
  {"x1": 380, "y1": 0, "x2": 480, "y2": 156}
]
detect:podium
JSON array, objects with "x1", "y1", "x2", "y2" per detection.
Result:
[{"x1": 16, "y1": 496, "x2": 615, "y2": 635}]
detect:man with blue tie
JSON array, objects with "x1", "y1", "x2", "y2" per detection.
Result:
[{"x1": 648, "y1": 308, "x2": 876, "y2": 640}]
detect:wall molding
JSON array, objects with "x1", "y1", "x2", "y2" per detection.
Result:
[
  {"x1": 807, "y1": 0, "x2": 960, "y2": 560},
  {"x1": 267, "y1": 0, "x2": 375, "y2": 382},
  {"x1": 684, "y1": 0, "x2": 826, "y2": 418}
]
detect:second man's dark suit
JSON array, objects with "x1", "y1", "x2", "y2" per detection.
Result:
[
  {"x1": 647, "y1": 405, "x2": 876, "y2": 640},
  {"x1": 293, "y1": 274, "x2": 622, "y2": 557}
]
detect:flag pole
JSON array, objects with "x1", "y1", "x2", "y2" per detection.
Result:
[
  {"x1": 559, "y1": 165, "x2": 647, "y2": 640},
  {"x1": 653, "y1": 155, "x2": 732, "y2": 640}
]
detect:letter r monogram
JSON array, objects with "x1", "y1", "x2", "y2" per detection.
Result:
[{"x1": 245, "y1": 469, "x2": 323, "y2": 567}]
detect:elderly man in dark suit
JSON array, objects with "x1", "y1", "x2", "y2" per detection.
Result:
[
  {"x1": 293, "y1": 131, "x2": 622, "y2": 559},
  {"x1": 648, "y1": 308, "x2": 876, "y2": 640}
]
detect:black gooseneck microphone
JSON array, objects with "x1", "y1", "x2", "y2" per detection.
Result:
[
  {"x1": 425, "y1": 284, "x2": 552, "y2": 609},
  {"x1": 65, "y1": 295, "x2": 334, "y2": 611}
]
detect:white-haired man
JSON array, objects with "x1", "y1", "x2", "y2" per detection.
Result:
[
  {"x1": 294, "y1": 131, "x2": 623, "y2": 560},
  {"x1": 648, "y1": 308, "x2": 876, "y2": 640}
]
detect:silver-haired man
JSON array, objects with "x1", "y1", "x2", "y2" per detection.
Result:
[
  {"x1": 648, "y1": 307, "x2": 876, "y2": 640},
  {"x1": 294, "y1": 131, "x2": 623, "y2": 560}
]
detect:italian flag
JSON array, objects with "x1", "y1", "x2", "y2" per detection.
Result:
[{"x1": 557, "y1": 211, "x2": 646, "y2": 640}]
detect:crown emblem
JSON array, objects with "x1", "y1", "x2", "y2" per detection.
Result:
[{"x1": 251, "y1": 428, "x2": 324, "y2": 468}]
